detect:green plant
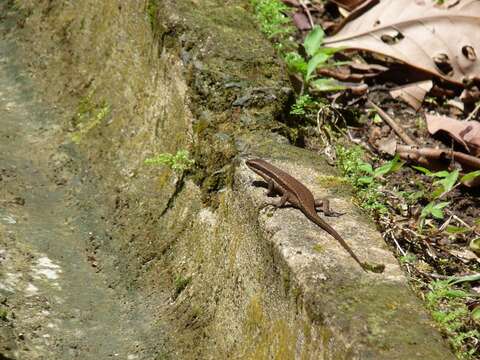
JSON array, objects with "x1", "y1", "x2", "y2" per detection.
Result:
[
  {"x1": 0, "y1": 307, "x2": 7, "y2": 321},
  {"x1": 399, "y1": 253, "x2": 417, "y2": 264},
  {"x1": 425, "y1": 279, "x2": 479, "y2": 358},
  {"x1": 285, "y1": 26, "x2": 345, "y2": 92},
  {"x1": 413, "y1": 167, "x2": 459, "y2": 198},
  {"x1": 71, "y1": 96, "x2": 110, "y2": 144},
  {"x1": 336, "y1": 146, "x2": 403, "y2": 214},
  {"x1": 284, "y1": 51, "x2": 308, "y2": 77},
  {"x1": 144, "y1": 150, "x2": 194, "y2": 173},
  {"x1": 420, "y1": 201, "x2": 449, "y2": 225},
  {"x1": 146, "y1": 0, "x2": 159, "y2": 33},
  {"x1": 413, "y1": 167, "x2": 480, "y2": 227},
  {"x1": 250, "y1": 0, "x2": 294, "y2": 40},
  {"x1": 290, "y1": 94, "x2": 318, "y2": 116},
  {"x1": 173, "y1": 275, "x2": 191, "y2": 298}
]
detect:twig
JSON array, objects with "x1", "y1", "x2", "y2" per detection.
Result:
[
  {"x1": 465, "y1": 101, "x2": 480, "y2": 121},
  {"x1": 299, "y1": 0, "x2": 315, "y2": 29},
  {"x1": 384, "y1": 228, "x2": 411, "y2": 274},
  {"x1": 396, "y1": 144, "x2": 480, "y2": 170},
  {"x1": 436, "y1": 182, "x2": 461, "y2": 201},
  {"x1": 438, "y1": 215, "x2": 453, "y2": 232},
  {"x1": 367, "y1": 100, "x2": 417, "y2": 146},
  {"x1": 444, "y1": 210, "x2": 480, "y2": 235},
  {"x1": 415, "y1": 269, "x2": 450, "y2": 281}
]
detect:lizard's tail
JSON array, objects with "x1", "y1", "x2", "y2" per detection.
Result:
[{"x1": 304, "y1": 210, "x2": 367, "y2": 272}]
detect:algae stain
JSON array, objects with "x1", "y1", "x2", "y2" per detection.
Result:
[
  {"x1": 312, "y1": 243, "x2": 324, "y2": 253},
  {"x1": 242, "y1": 294, "x2": 297, "y2": 360},
  {"x1": 71, "y1": 92, "x2": 110, "y2": 144}
]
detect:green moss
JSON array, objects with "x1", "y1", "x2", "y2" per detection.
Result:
[
  {"x1": 146, "y1": 0, "x2": 159, "y2": 33},
  {"x1": 242, "y1": 295, "x2": 296, "y2": 360},
  {"x1": 0, "y1": 307, "x2": 8, "y2": 321},
  {"x1": 71, "y1": 92, "x2": 110, "y2": 144},
  {"x1": 312, "y1": 243, "x2": 324, "y2": 253},
  {"x1": 249, "y1": 0, "x2": 294, "y2": 40},
  {"x1": 173, "y1": 275, "x2": 191, "y2": 298},
  {"x1": 425, "y1": 280, "x2": 479, "y2": 359},
  {"x1": 316, "y1": 175, "x2": 348, "y2": 188},
  {"x1": 307, "y1": 280, "x2": 452, "y2": 359}
]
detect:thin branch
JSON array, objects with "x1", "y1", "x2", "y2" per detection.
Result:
[
  {"x1": 299, "y1": 0, "x2": 315, "y2": 29},
  {"x1": 465, "y1": 101, "x2": 480, "y2": 121},
  {"x1": 396, "y1": 144, "x2": 480, "y2": 170},
  {"x1": 368, "y1": 100, "x2": 417, "y2": 146}
]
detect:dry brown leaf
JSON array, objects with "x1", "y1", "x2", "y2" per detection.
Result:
[
  {"x1": 390, "y1": 80, "x2": 433, "y2": 111},
  {"x1": 324, "y1": 0, "x2": 480, "y2": 86},
  {"x1": 293, "y1": 11, "x2": 311, "y2": 30},
  {"x1": 317, "y1": 62, "x2": 387, "y2": 82},
  {"x1": 426, "y1": 114, "x2": 480, "y2": 156},
  {"x1": 329, "y1": 0, "x2": 369, "y2": 12},
  {"x1": 281, "y1": 0, "x2": 301, "y2": 6}
]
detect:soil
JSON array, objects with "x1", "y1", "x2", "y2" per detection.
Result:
[{"x1": 0, "y1": 14, "x2": 170, "y2": 360}]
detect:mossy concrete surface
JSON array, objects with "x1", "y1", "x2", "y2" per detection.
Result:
[{"x1": 5, "y1": 0, "x2": 455, "y2": 358}]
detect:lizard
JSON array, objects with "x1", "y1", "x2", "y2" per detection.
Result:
[{"x1": 246, "y1": 158, "x2": 368, "y2": 272}]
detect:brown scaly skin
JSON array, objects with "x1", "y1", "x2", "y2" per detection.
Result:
[{"x1": 246, "y1": 158, "x2": 368, "y2": 272}]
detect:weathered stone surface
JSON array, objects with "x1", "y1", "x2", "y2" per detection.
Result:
[
  {"x1": 235, "y1": 134, "x2": 455, "y2": 358},
  {"x1": 5, "y1": 0, "x2": 455, "y2": 358}
]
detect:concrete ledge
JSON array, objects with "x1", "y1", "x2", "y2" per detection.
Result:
[{"x1": 235, "y1": 133, "x2": 455, "y2": 359}]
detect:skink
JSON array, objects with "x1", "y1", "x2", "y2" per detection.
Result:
[{"x1": 247, "y1": 158, "x2": 367, "y2": 271}]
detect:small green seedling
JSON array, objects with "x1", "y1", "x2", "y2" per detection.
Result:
[
  {"x1": 250, "y1": 0, "x2": 294, "y2": 39},
  {"x1": 420, "y1": 201, "x2": 449, "y2": 222},
  {"x1": 174, "y1": 275, "x2": 191, "y2": 298},
  {"x1": 357, "y1": 155, "x2": 404, "y2": 185},
  {"x1": 399, "y1": 253, "x2": 417, "y2": 264},
  {"x1": 413, "y1": 167, "x2": 459, "y2": 199},
  {"x1": 284, "y1": 26, "x2": 345, "y2": 92},
  {"x1": 290, "y1": 94, "x2": 317, "y2": 115},
  {"x1": 336, "y1": 146, "x2": 403, "y2": 214},
  {"x1": 144, "y1": 150, "x2": 194, "y2": 173}
]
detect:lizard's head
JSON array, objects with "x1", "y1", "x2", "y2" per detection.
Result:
[{"x1": 246, "y1": 158, "x2": 270, "y2": 181}]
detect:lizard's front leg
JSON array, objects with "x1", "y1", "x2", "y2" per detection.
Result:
[
  {"x1": 262, "y1": 183, "x2": 288, "y2": 208},
  {"x1": 265, "y1": 178, "x2": 276, "y2": 197}
]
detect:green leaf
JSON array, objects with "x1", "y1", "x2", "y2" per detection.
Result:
[
  {"x1": 432, "y1": 170, "x2": 451, "y2": 178},
  {"x1": 421, "y1": 201, "x2": 449, "y2": 220},
  {"x1": 310, "y1": 78, "x2": 345, "y2": 92},
  {"x1": 412, "y1": 166, "x2": 434, "y2": 176},
  {"x1": 284, "y1": 52, "x2": 308, "y2": 76},
  {"x1": 472, "y1": 306, "x2": 480, "y2": 324},
  {"x1": 358, "y1": 162, "x2": 373, "y2": 174},
  {"x1": 461, "y1": 170, "x2": 480, "y2": 183},
  {"x1": 315, "y1": 46, "x2": 344, "y2": 57},
  {"x1": 433, "y1": 170, "x2": 460, "y2": 192},
  {"x1": 372, "y1": 114, "x2": 382, "y2": 124},
  {"x1": 306, "y1": 52, "x2": 329, "y2": 81},
  {"x1": 357, "y1": 176, "x2": 373, "y2": 185},
  {"x1": 451, "y1": 273, "x2": 480, "y2": 285},
  {"x1": 304, "y1": 26, "x2": 324, "y2": 57},
  {"x1": 373, "y1": 155, "x2": 404, "y2": 178},
  {"x1": 444, "y1": 225, "x2": 470, "y2": 234},
  {"x1": 431, "y1": 202, "x2": 449, "y2": 219},
  {"x1": 431, "y1": 187, "x2": 444, "y2": 199}
]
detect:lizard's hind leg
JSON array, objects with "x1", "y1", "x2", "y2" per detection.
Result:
[{"x1": 314, "y1": 198, "x2": 344, "y2": 217}]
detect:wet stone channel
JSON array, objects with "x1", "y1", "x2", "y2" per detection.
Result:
[{"x1": 0, "y1": 18, "x2": 165, "y2": 360}]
